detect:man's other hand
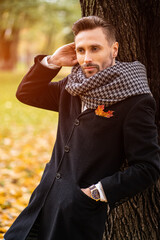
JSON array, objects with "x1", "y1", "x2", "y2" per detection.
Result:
[
  {"x1": 48, "y1": 42, "x2": 78, "y2": 67},
  {"x1": 81, "y1": 188, "x2": 92, "y2": 198}
]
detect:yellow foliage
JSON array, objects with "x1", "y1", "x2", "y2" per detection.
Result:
[{"x1": 0, "y1": 127, "x2": 57, "y2": 239}]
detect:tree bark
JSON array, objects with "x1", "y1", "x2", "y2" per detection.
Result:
[{"x1": 79, "y1": 0, "x2": 160, "y2": 239}]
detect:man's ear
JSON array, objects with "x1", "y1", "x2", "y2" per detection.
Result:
[{"x1": 112, "y1": 42, "x2": 119, "y2": 58}]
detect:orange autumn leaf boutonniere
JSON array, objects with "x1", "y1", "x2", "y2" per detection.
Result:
[{"x1": 95, "y1": 105, "x2": 114, "y2": 118}]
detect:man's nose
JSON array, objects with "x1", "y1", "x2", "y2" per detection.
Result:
[{"x1": 84, "y1": 52, "x2": 92, "y2": 63}]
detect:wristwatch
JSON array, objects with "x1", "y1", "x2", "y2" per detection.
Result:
[{"x1": 89, "y1": 185, "x2": 100, "y2": 201}]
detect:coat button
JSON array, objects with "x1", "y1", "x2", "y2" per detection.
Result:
[
  {"x1": 56, "y1": 173, "x2": 61, "y2": 179},
  {"x1": 74, "y1": 119, "x2": 80, "y2": 126},
  {"x1": 64, "y1": 145, "x2": 70, "y2": 152}
]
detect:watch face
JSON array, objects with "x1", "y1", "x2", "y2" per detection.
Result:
[{"x1": 92, "y1": 189, "x2": 100, "y2": 200}]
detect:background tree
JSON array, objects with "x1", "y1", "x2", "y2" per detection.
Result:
[
  {"x1": 79, "y1": 0, "x2": 160, "y2": 239},
  {"x1": 0, "y1": 0, "x2": 80, "y2": 70},
  {"x1": 0, "y1": 0, "x2": 41, "y2": 70}
]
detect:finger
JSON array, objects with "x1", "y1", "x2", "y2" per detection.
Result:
[
  {"x1": 67, "y1": 42, "x2": 75, "y2": 46},
  {"x1": 67, "y1": 42, "x2": 76, "y2": 50}
]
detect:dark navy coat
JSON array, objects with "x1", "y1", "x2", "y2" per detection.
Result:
[{"x1": 4, "y1": 56, "x2": 160, "y2": 240}]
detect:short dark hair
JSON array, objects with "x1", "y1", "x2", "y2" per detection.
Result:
[{"x1": 72, "y1": 16, "x2": 116, "y2": 45}]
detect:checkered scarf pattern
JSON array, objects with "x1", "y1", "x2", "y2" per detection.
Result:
[{"x1": 65, "y1": 61, "x2": 151, "y2": 109}]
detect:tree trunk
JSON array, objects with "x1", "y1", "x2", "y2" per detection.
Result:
[
  {"x1": 79, "y1": 0, "x2": 160, "y2": 239},
  {"x1": 0, "y1": 28, "x2": 20, "y2": 70}
]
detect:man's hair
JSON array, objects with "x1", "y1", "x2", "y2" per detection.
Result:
[{"x1": 72, "y1": 16, "x2": 116, "y2": 45}]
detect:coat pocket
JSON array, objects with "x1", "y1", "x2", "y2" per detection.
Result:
[{"x1": 75, "y1": 185, "x2": 100, "y2": 207}]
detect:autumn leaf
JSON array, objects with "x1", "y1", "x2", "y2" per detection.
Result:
[{"x1": 95, "y1": 105, "x2": 114, "y2": 118}]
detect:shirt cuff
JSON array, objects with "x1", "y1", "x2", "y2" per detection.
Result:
[
  {"x1": 41, "y1": 56, "x2": 61, "y2": 69},
  {"x1": 95, "y1": 181, "x2": 108, "y2": 202},
  {"x1": 81, "y1": 101, "x2": 88, "y2": 112}
]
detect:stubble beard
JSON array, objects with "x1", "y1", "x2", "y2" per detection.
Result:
[
  {"x1": 81, "y1": 63, "x2": 100, "y2": 78},
  {"x1": 102, "y1": 55, "x2": 114, "y2": 70},
  {"x1": 81, "y1": 55, "x2": 115, "y2": 78}
]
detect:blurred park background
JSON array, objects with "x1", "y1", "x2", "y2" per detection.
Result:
[{"x1": 0, "y1": 0, "x2": 81, "y2": 237}]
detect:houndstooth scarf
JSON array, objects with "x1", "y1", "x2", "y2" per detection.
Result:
[{"x1": 65, "y1": 61, "x2": 151, "y2": 109}]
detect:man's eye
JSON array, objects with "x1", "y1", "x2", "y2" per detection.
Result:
[
  {"x1": 77, "y1": 49, "x2": 84, "y2": 53},
  {"x1": 92, "y1": 47, "x2": 98, "y2": 51}
]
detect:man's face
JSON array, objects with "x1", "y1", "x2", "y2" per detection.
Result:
[{"x1": 75, "y1": 27, "x2": 118, "y2": 78}]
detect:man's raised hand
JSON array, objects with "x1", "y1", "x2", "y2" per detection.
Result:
[{"x1": 48, "y1": 42, "x2": 78, "y2": 67}]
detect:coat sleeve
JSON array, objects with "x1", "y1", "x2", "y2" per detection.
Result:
[
  {"x1": 101, "y1": 95, "x2": 160, "y2": 209},
  {"x1": 16, "y1": 55, "x2": 67, "y2": 112}
]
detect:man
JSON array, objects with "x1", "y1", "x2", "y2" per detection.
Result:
[{"x1": 4, "y1": 16, "x2": 160, "y2": 240}]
